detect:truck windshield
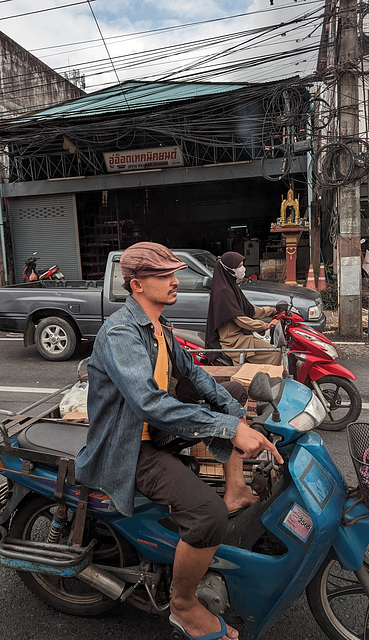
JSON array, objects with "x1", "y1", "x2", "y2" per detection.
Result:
[{"x1": 191, "y1": 251, "x2": 218, "y2": 272}]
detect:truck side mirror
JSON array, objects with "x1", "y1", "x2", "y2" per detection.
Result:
[{"x1": 202, "y1": 276, "x2": 212, "y2": 289}]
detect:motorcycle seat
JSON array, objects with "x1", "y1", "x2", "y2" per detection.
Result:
[
  {"x1": 17, "y1": 421, "x2": 88, "y2": 459},
  {"x1": 172, "y1": 328, "x2": 206, "y2": 347}
]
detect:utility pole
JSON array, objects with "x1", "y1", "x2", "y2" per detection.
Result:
[{"x1": 337, "y1": 0, "x2": 362, "y2": 336}]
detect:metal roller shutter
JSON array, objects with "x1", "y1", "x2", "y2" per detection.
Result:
[{"x1": 8, "y1": 194, "x2": 82, "y2": 282}]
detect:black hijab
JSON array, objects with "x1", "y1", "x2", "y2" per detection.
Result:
[{"x1": 205, "y1": 251, "x2": 255, "y2": 349}]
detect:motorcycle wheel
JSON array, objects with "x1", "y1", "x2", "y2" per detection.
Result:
[
  {"x1": 312, "y1": 375, "x2": 362, "y2": 431},
  {"x1": 306, "y1": 548, "x2": 369, "y2": 640},
  {"x1": 10, "y1": 494, "x2": 138, "y2": 616},
  {"x1": 35, "y1": 316, "x2": 79, "y2": 361}
]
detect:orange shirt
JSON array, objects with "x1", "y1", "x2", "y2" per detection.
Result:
[{"x1": 142, "y1": 330, "x2": 168, "y2": 440}]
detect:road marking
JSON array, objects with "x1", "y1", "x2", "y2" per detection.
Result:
[
  {"x1": 1, "y1": 337, "x2": 368, "y2": 345},
  {"x1": 333, "y1": 341, "x2": 368, "y2": 345},
  {"x1": 0, "y1": 386, "x2": 62, "y2": 394},
  {"x1": 0, "y1": 387, "x2": 368, "y2": 411},
  {"x1": 1, "y1": 335, "x2": 368, "y2": 345}
]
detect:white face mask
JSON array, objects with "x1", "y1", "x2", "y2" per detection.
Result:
[{"x1": 235, "y1": 265, "x2": 246, "y2": 281}]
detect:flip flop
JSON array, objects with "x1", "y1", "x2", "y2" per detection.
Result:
[{"x1": 169, "y1": 613, "x2": 229, "y2": 640}]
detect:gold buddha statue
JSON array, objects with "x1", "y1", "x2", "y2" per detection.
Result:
[{"x1": 280, "y1": 187, "x2": 300, "y2": 225}]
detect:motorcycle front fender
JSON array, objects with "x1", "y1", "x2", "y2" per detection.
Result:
[
  {"x1": 333, "y1": 497, "x2": 369, "y2": 570},
  {"x1": 308, "y1": 361, "x2": 357, "y2": 382}
]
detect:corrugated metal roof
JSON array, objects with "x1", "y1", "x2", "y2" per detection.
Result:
[{"x1": 18, "y1": 80, "x2": 249, "y2": 123}]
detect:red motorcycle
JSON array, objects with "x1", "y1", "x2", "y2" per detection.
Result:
[
  {"x1": 23, "y1": 252, "x2": 64, "y2": 282},
  {"x1": 269, "y1": 300, "x2": 361, "y2": 430},
  {"x1": 173, "y1": 299, "x2": 362, "y2": 431}
]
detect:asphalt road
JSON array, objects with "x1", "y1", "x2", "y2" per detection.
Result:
[{"x1": 0, "y1": 331, "x2": 368, "y2": 640}]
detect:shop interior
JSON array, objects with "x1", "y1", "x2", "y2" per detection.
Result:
[{"x1": 76, "y1": 177, "x2": 310, "y2": 281}]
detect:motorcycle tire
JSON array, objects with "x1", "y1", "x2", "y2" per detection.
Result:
[
  {"x1": 35, "y1": 316, "x2": 79, "y2": 361},
  {"x1": 311, "y1": 375, "x2": 362, "y2": 431},
  {"x1": 306, "y1": 547, "x2": 369, "y2": 640},
  {"x1": 9, "y1": 494, "x2": 138, "y2": 616}
]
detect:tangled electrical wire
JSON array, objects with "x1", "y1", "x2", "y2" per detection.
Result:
[
  {"x1": 259, "y1": 83, "x2": 336, "y2": 181},
  {"x1": 312, "y1": 139, "x2": 369, "y2": 188}
]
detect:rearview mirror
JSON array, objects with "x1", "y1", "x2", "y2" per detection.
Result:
[
  {"x1": 248, "y1": 371, "x2": 281, "y2": 422},
  {"x1": 202, "y1": 276, "x2": 213, "y2": 289},
  {"x1": 248, "y1": 372, "x2": 273, "y2": 403},
  {"x1": 275, "y1": 300, "x2": 289, "y2": 313}
]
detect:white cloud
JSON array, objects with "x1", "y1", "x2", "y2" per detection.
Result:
[
  {"x1": 0, "y1": 0, "x2": 325, "y2": 91},
  {"x1": 141, "y1": 0, "x2": 223, "y2": 21}
]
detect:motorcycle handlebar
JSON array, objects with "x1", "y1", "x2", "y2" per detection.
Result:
[
  {"x1": 251, "y1": 422, "x2": 269, "y2": 437},
  {"x1": 233, "y1": 421, "x2": 271, "y2": 456}
]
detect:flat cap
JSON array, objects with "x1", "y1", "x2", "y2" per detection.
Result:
[{"x1": 120, "y1": 242, "x2": 187, "y2": 281}]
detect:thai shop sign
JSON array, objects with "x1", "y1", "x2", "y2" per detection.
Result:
[{"x1": 103, "y1": 146, "x2": 183, "y2": 172}]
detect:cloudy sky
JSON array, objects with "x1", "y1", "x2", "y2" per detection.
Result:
[{"x1": 0, "y1": 0, "x2": 325, "y2": 92}]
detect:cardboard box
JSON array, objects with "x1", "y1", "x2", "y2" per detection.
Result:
[
  {"x1": 230, "y1": 363, "x2": 283, "y2": 386},
  {"x1": 62, "y1": 411, "x2": 89, "y2": 422},
  {"x1": 202, "y1": 365, "x2": 241, "y2": 383},
  {"x1": 230, "y1": 363, "x2": 283, "y2": 415}
]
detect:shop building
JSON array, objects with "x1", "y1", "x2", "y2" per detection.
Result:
[{"x1": 0, "y1": 78, "x2": 312, "y2": 283}]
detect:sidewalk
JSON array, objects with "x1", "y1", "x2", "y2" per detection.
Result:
[{"x1": 324, "y1": 309, "x2": 368, "y2": 333}]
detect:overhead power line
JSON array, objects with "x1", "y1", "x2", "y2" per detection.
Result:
[
  {"x1": 86, "y1": 0, "x2": 129, "y2": 106},
  {"x1": 0, "y1": 0, "x2": 96, "y2": 21},
  {"x1": 0, "y1": 0, "x2": 330, "y2": 116},
  {"x1": 29, "y1": 0, "x2": 323, "y2": 56},
  {"x1": 0, "y1": 4, "x2": 325, "y2": 93}
]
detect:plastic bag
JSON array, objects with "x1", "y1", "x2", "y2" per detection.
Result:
[
  {"x1": 59, "y1": 381, "x2": 88, "y2": 417},
  {"x1": 252, "y1": 329, "x2": 271, "y2": 343}
]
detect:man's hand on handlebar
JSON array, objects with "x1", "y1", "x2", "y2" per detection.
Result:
[
  {"x1": 267, "y1": 318, "x2": 279, "y2": 330},
  {"x1": 231, "y1": 419, "x2": 284, "y2": 465}
]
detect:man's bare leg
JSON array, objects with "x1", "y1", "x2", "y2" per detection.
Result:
[
  {"x1": 170, "y1": 539, "x2": 239, "y2": 639},
  {"x1": 223, "y1": 451, "x2": 258, "y2": 512}
]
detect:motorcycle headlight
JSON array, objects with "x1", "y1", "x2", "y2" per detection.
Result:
[
  {"x1": 308, "y1": 302, "x2": 323, "y2": 320},
  {"x1": 289, "y1": 394, "x2": 326, "y2": 432},
  {"x1": 294, "y1": 329, "x2": 338, "y2": 359},
  {"x1": 317, "y1": 341, "x2": 337, "y2": 359}
]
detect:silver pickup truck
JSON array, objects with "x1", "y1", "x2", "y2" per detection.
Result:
[{"x1": 0, "y1": 249, "x2": 325, "y2": 361}]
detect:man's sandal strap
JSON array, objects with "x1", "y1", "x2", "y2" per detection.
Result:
[{"x1": 169, "y1": 613, "x2": 228, "y2": 640}]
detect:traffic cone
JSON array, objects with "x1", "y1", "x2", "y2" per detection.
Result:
[
  {"x1": 317, "y1": 262, "x2": 326, "y2": 291},
  {"x1": 306, "y1": 264, "x2": 316, "y2": 290}
]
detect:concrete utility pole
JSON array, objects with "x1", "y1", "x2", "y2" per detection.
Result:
[{"x1": 337, "y1": 0, "x2": 362, "y2": 336}]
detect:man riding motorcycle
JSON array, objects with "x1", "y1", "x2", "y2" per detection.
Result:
[{"x1": 75, "y1": 242, "x2": 282, "y2": 640}]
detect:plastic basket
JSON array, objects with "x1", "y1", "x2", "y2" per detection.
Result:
[{"x1": 347, "y1": 422, "x2": 369, "y2": 506}]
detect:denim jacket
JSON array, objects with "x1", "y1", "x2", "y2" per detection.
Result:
[{"x1": 75, "y1": 296, "x2": 246, "y2": 516}]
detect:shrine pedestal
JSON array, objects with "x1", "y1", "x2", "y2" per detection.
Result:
[{"x1": 270, "y1": 223, "x2": 307, "y2": 285}]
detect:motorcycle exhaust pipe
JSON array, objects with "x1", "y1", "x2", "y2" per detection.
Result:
[{"x1": 78, "y1": 563, "x2": 126, "y2": 600}]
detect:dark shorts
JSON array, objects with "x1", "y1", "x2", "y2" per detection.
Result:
[{"x1": 135, "y1": 442, "x2": 228, "y2": 549}]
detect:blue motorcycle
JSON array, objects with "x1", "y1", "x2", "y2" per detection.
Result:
[{"x1": 0, "y1": 371, "x2": 368, "y2": 640}]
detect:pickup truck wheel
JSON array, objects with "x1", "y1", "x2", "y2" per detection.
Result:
[{"x1": 35, "y1": 316, "x2": 78, "y2": 361}]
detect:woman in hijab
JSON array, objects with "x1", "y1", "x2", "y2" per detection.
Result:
[{"x1": 205, "y1": 251, "x2": 281, "y2": 366}]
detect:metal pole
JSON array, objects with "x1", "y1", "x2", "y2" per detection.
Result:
[{"x1": 0, "y1": 189, "x2": 8, "y2": 285}]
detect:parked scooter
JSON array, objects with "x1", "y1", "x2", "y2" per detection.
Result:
[
  {"x1": 23, "y1": 252, "x2": 64, "y2": 282},
  {"x1": 174, "y1": 298, "x2": 362, "y2": 432},
  {"x1": 269, "y1": 298, "x2": 361, "y2": 430},
  {"x1": 0, "y1": 353, "x2": 368, "y2": 640}
]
